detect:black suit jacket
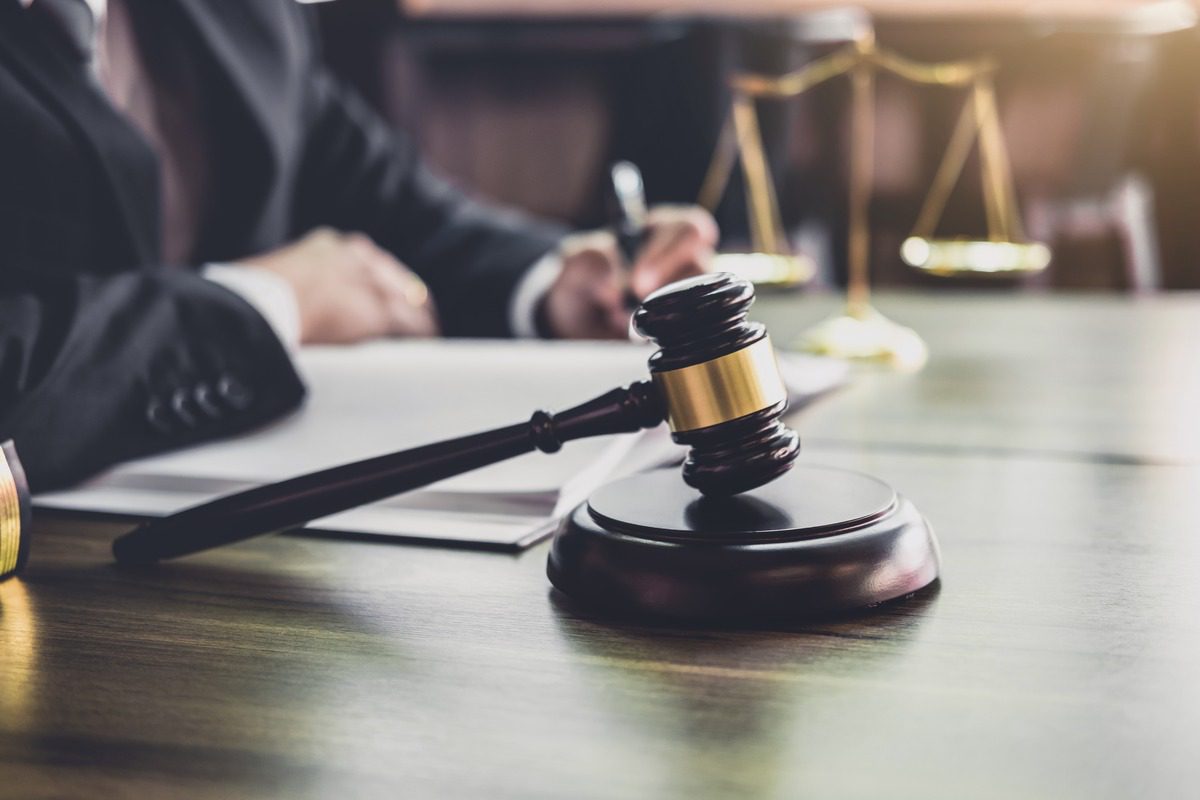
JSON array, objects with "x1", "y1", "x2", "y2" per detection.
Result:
[{"x1": 0, "y1": 0, "x2": 563, "y2": 490}]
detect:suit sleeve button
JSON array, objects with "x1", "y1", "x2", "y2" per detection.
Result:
[
  {"x1": 193, "y1": 382, "x2": 223, "y2": 420},
  {"x1": 170, "y1": 387, "x2": 200, "y2": 429},
  {"x1": 217, "y1": 375, "x2": 254, "y2": 411},
  {"x1": 145, "y1": 399, "x2": 174, "y2": 435}
]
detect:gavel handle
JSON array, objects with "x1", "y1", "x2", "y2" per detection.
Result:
[{"x1": 112, "y1": 381, "x2": 664, "y2": 564}]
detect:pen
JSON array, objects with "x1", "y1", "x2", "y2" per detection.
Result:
[{"x1": 610, "y1": 160, "x2": 648, "y2": 308}]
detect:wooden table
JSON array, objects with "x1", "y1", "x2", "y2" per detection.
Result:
[{"x1": 4, "y1": 293, "x2": 1200, "y2": 798}]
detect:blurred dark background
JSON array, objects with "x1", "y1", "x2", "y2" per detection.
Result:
[{"x1": 314, "y1": 0, "x2": 1200, "y2": 291}]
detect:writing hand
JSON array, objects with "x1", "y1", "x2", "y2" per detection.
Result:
[
  {"x1": 543, "y1": 205, "x2": 718, "y2": 339},
  {"x1": 241, "y1": 228, "x2": 439, "y2": 345}
]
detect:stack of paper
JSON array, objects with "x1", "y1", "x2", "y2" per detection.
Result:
[{"x1": 36, "y1": 340, "x2": 847, "y2": 550}]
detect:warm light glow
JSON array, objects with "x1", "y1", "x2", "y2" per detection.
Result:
[
  {"x1": 901, "y1": 237, "x2": 1052, "y2": 275},
  {"x1": 713, "y1": 253, "x2": 815, "y2": 287},
  {"x1": 0, "y1": 579, "x2": 38, "y2": 723},
  {"x1": 796, "y1": 307, "x2": 928, "y2": 372}
]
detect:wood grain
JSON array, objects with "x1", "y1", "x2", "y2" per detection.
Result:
[{"x1": 4, "y1": 292, "x2": 1200, "y2": 798}]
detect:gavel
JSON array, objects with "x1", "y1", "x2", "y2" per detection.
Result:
[
  {"x1": 112, "y1": 273, "x2": 801, "y2": 565},
  {"x1": 0, "y1": 440, "x2": 32, "y2": 581}
]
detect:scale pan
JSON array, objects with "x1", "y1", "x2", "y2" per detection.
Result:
[
  {"x1": 901, "y1": 237, "x2": 1051, "y2": 276},
  {"x1": 713, "y1": 253, "x2": 815, "y2": 288}
]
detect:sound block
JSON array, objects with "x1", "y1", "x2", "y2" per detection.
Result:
[{"x1": 547, "y1": 465, "x2": 940, "y2": 621}]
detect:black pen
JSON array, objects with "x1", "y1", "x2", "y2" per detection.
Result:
[{"x1": 610, "y1": 161, "x2": 648, "y2": 308}]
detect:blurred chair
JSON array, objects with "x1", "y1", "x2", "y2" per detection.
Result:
[{"x1": 1014, "y1": 10, "x2": 1193, "y2": 292}]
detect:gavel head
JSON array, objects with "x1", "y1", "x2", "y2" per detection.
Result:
[{"x1": 633, "y1": 272, "x2": 800, "y2": 496}]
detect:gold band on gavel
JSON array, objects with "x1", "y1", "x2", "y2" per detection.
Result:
[
  {"x1": 1, "y1": 446, "x2": 24, "y2": 577},
  {"x1": 652, "y1": 337, "x2": 788, "y2": 433}
]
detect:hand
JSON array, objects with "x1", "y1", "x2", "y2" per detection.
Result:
[
  {"x1": 542, "y1": 205, "x2": 718, "y2": 339},
  {"x1": 241, "y1": 228, "x2": 439, "y2": 345}
]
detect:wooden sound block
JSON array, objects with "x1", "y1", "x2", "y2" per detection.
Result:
[{"x1": 547, "y1": 466, "x2": 940, "y2": 621}]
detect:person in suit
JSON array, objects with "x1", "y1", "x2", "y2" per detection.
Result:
[{"x1": 0, "y1": 0, "x2": 717, "y2": 490}]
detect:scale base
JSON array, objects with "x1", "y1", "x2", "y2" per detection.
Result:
[
  {"x1": 795, "y1": 305, "x2": 928, "y2": 371},
  {"x1": 548, "y1": 465, "x2": 940, "y2": 622}
]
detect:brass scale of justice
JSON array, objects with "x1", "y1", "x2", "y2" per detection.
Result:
[
  {"x1": 1, "y1": 38, "x2": 1047, "y2": 617},
  {"x1": 708, "y1": 33, "x2": 1051, "y2": 370}
]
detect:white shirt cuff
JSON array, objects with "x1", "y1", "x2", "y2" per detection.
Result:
[
  {"x1": 203, "y1": 263, "x2": 302, "y2": 352},
  {"x1": 508, "y1": 251, "x2": 562, "y2": 338}
]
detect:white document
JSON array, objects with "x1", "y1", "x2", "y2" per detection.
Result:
[{"x1": 36, "y1": 340, "x2": 848, "y2": 549}]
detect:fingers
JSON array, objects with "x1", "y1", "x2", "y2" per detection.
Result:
[
  {"x1": 546, "y1": 210, "x2": 718, "y2": 340},
  {"x1": 641, "y1": 206, "x2": 720, "y2": 258},
  {"x1": 562, "y1": 231, "x2": 625, "y2": 311},
  {"x1": 343, "y1": 234, "x2": 440, "y2": 338},
  {"x1": 546, "y1": 231, "x2": 630, "y2": 339},
  {"x1": 631, "y1": 206, "x2": 719, "y2": 298},
  {"x1": 380, "y1": 270, "x2": 440, "y2": 338}
]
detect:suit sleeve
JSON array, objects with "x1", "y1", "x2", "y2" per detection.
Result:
[
  {"x1": 0, "y1": 271, "x2": 306, "y2": 491},
  {"x1": 290, "y1": 64, "x2": 567, "y2": 337}
]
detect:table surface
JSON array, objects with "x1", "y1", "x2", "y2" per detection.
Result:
[{"x1": 4, "y1": 292, "x2": 1200, "y2": 799}]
